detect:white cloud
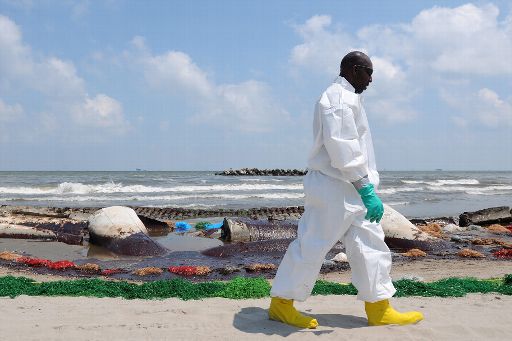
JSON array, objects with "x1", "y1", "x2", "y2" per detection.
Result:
[
  {"x1": 0, "y1": 14, "x2": 128, "y2": 134},
  {"x1": 37, "y1": 57, "x2": 85, "y2": 99},
  {"x1": 290, "y1": 3, "x2": 512, "y2": 124},
  {"x1": 290, "y1": 15, "x2": 356, "y2": 75},
  {"x1": 411, "y1": 4, "x2": 512, "y2": 75},
  {"x1": 366, "y1": 96, "x2": 418, "y2": 123},
  {"x1": 130, "y1": 35, "x2": 147, "y2": 51},
  {"x1": 144, "y1": 51, "x2": 213, "y2": 97},
  {"x1": 72, "y1": 94, "x2": 129, "y2": 132},
  {"x1": 0, "y1": 14, "x2": 33, "y2": 80},
  {"x1": 0, "y1": 98, "x2": 23, "y2": 122},
  {"x1": 290, "y1": 16, "x2": 416, "y2": 123},
  {"x1": 204, "y1": 80, "x2": 290, "y2": 132},
  {"x1": 358, "y1": 3, "x2": 512, "y2": 75},
  {"x1": 132, "y1": 39, "x2": 290, "y2": 132},
  {"x1": 372, "y1": 57, "x2": 402, "y2": 80},
  {"x1": 364, "y1": 56, "x2": 418, "y2": 122},
  {"x1": 443, "y1": 87, "x2": 512, "y2": 127},
  {"x1": 476, "y1": 88, "x2": 512, "y2": 127}
]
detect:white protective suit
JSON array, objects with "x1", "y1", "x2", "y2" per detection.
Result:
[{"x1": 270, "y1": 77, "x2": 396, "y2": 303}]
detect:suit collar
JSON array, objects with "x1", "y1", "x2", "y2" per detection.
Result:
[{"x1": 335, "y1": 76, "x2": 356, "y2": 93}]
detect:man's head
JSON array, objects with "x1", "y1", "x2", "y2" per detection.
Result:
[{"x1": 340, "y1": 51, "x2": 373, "y2": 94}]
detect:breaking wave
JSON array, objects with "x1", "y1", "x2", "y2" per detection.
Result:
[{"x1": 0, "y1": 182, "x2": 303, "y2": 195}]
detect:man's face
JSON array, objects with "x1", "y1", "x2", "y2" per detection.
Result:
[{"x1": 352, "y1": 61, "x2": 373, "y2": 94}]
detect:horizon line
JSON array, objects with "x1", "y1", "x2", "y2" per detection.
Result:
[{"x1": 0, "y1": 169, "x2": 511, "y2": 172}]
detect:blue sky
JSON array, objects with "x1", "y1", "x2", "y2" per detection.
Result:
[{"x1": 0, "y1": 0, "x2": 511, "y2": 171}]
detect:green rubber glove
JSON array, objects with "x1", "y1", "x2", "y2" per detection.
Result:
[{"x1": 357, "y1": 184, "x2": 384, "y2": 223}]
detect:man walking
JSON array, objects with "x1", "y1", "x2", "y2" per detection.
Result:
[{"x1": 268, "y1": 51, "x2": 424, "y2": 328}]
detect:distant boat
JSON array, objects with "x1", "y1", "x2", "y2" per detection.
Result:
[
  {"x1": 135, "y1": 168, "x2": 144, "y2": 171},
  {"x1": 435, "y1": 169, "x2": 443, "y2": 171}
]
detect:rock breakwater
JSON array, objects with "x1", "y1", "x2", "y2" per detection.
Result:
[{"x1": 215, "y1": 168, "x2": 306, "y2": 176}]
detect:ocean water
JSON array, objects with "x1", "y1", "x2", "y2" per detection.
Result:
[{"x1": 0, "y1": 171, "x2": 511, "y2": 218}]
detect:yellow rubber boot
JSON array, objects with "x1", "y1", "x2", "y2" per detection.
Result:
[
  {"x1": 268, "y1": 297, "x2": 318, "y2": 329},
  {"x1": 365, "y1": 299, "x2": 423, "y2": 326}
]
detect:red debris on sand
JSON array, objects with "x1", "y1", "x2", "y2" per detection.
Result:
[
  {"x1": 17, "y1": 257, "x2": 51, "y2": 267},
  {"x1": 493, "y1": 248, "x2": 512, "y2": 259},
  {"x1": 504, "y1": 225, "x2": 512, "y2": 233},
  {"x1": 169, "y1": 266, "x2": 195, "y2": 276},
  {"x1": 47, "y1": 260, "x2": 76, "y2": 270},
  {"x1": 101, "y1": 268, "x2": 125, "y2": 276},
  {"x1": 168, "y1": 266, "x2": 211, "y2": 276},
  {"x1": 16, "y1": 257, "x2": 76, "y2": 270}
]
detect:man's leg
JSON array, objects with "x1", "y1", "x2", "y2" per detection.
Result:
[
  {"x1": 342, "y1": 215, "x2": 424, "y2": 326},
  {"x1": 342, "y1": 214, "x2": 396, "y2": 302},
  {"x1": 269, "y1": 171, "x2": 358, "y2": 328},
  {"x1": 270, "y1": 206, "x2": 353, "y2": 301}
]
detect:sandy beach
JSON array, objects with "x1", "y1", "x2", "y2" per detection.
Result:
[
  {"x1": 1, "y1": 293, "x2": 511, "y2": 340},
  {"x1": 1, "y1": 259, "x2": 512, "y2": 340}
]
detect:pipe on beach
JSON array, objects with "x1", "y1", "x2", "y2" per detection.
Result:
[{"x1": 220, "y1": 218, "x2": 299, "y2": 242}]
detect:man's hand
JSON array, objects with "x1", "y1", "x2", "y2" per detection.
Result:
[{"x1": 357, "y1": 184, "x2": 384, "y2": 223}]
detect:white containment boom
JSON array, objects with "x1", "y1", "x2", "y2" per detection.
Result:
[
  {"x1": 88, "y1": 206, "x2": 167, "y2": 256},
  {"x1": 380, "y1": 204, "x2": 448, "y2": 251}
]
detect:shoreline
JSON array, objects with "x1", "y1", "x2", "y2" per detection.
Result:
[{"x1": 1, "y1": 204, "x2": 511, "y2": 283}]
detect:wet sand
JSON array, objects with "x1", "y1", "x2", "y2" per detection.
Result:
[
  {"x1": 0, "y1": 232, "x2": 223, "y2": 261},
  {"x1": 322, "y1": 258, "x2": 512, "y2": 283},
  {"x1": 2, "y1": 257, "x2": 511, "y2": 283}
]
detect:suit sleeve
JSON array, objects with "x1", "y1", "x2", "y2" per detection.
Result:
[{"x1": 318, "y1": 97, "x2": 368, "y2": 183}]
